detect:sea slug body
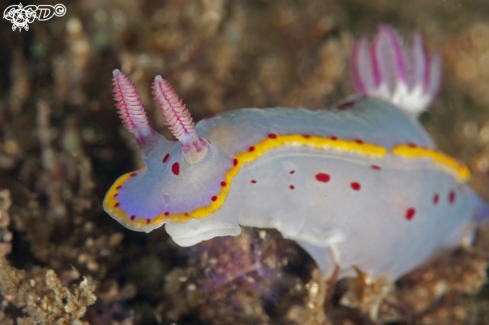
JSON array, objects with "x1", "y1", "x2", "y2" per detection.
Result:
[{"x1": 104, "y1": 24, "x2": 486, "y2": 282}]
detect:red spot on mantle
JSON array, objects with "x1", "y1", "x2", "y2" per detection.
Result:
[
  {"x1": 290, "y1": 170, "x2": 295, "y2": 174},
  {"x1": 164, "y1": 212, "x2": 169, "y2": 216},
  {"x1": 251, "y1": 180, "x2": 256, "y2": 184},
  {"x1": 331, "y1": 136, "x2": 338, "y2": 140},
  {"x1": 337, "y1": 100, "x2": 355, "y2": 110},
  {"x1": 406, "y1": 208, "x2": 416, "y2": 220},
  {"x1": 146, "y1": 218, "x2": 151, "y2": 224},
  {"x1": 290, "y1": 185, "x2": 295, "y2": 189},
  {"x1": 268, "y1": 133, "x2": 277, "y2": 139},
  {"x1": 221, "y1": 181, "x2": 226, "y2": 187},
  {"x1": 371, "y1": 165, "x2": 381, "y2": 170},
  {"x1": 249, "y1": 146, "x2": 255, "y2": 152},
  {"x1": 211, "y1": 196, "x2": 217, "y2": 202},
  {"x1": 315, "y1": 173, "x2": 330, "y2": 182},
  {"x1": 162, "y1": 153, "x2": 170, "y2": 163},
  {"x1": 303, "y1": 135, "x2": 311, "y2": 138},
  {"x1": 233, "y1": 158, "x2": 238, "y2": 166},
  {"x1": 433, "y1": 194, "x2": 439, "y2": 204},
  {"x1": 172, "y1": 162, "x2": 180, "y2": 175},
  {"x1": 355, "y1": 139, "x2": 363, "y2": 144},
  {"x1": 114, "y1": 202, "x2": 120, "y2": 207},
  {"x1": 351, "y1": 182, "x2": 361, "y2": 190},
  {"x1": 130, "y1": 172, "x2": 137, "y2": 177},
  {"x1": 449, "y1": 190, "x2": 456, "y2": 204},
  {"x1": 130, "y1": 215, "x2": 135, "y2": 221},
  {"x1": 116, "y1": 186, "x2": 122, "y2": 189}
]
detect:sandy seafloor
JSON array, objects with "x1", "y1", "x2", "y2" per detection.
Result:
[{"x1": 1, "y1": 0, "x2": 489, "y2": 324}]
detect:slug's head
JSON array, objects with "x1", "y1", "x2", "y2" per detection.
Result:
[
  {"x1": 351, "y1": 24, "x2": 442, "y2": 117},
  {"x1": 104, "y1": 70, "x2": 238, "y2": 238}
]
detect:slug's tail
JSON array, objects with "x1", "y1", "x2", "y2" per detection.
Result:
[{"x1": 476, "y1": 196, "x2": 489, "y2": 225}]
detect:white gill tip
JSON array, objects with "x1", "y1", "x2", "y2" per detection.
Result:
[
  {"x1": 152, "y1": 75, "x2": 208, "y2": 164},
  {"x1": 351, "y1": 24, "x2": 443, "y2": 116}
]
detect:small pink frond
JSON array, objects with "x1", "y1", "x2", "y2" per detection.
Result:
[
  {"x1": 408, "y1": 31, "x2": 430, "y2": 89},
  {"x1": 426, "y1": 52, "x2": 442, "y2": 100},
  {"x1": 372, "y1": 24, "x2": 407, "y2": 93},
  {"x1": 352, "y1": 37, "x2": 375, "y2": 94},
  {"x1": 350, "y1": 24, "x2": 443, "y2": 116},
  {"x1": 152, "y1": 76, "x2": 195, "y2": 140},
  {"x1": 112, "y1": 69, "x2": 149, "y2": 133},
  {"x1": 379, "y1": 24, "x2": 408, "y2": 85}
]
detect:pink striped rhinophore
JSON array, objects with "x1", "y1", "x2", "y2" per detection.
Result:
[
  {"x1": 112, "y1": 69, "x2": 149, "y2": 133},
  {"x1": 112, "y1": 69, "x2": 160, "y2": 149},
  {"x1": 152, "y1": 76, "x2": 209, "y2": 164},
  {"x1": 152, "y1": 76, "x2": 196, "y2": 139}
]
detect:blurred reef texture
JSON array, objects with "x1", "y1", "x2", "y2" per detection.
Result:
[{"x1": 1, "y1": 0, "x2": 489, "y2": 324}]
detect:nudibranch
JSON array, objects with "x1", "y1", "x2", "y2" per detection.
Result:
[{"x1": 104, "y1": 25, "x2": 487, "y2": 281}]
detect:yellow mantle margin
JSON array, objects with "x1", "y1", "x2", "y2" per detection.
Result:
[{"x1": 104, "y1": 134, "x2": 470, "y2": 229}]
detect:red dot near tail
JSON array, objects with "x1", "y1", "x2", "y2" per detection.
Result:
[
  {"x1": 433, "y1": 194, "x2": 439, "y2": 204},
  {"x1": 351, "y1": 182, "x2": 361, "y2": 190},
  {"x1": 449, "y1": 190, "x2": 456, "y2": 204},
  {"x1": 172, "y1": 162, "x2": 180, "y2": 175},
  {"x1": 162, "y1": 153, "x2": 170, "y2": 163},
  {"x1": 268, "y1": 133, "x2": 277, "y2": 139},
  {"x1": 406, "y1": 208, "x2": 416, "y2": 220}
]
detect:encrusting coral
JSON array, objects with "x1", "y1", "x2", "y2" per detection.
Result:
[
  {"x1": 0, "y1": 266, "x2": 96, "y2": 325},
  {"x1": 0, "y1": 190, "x2": 96, "y2": 324},
  {"x1": 0, "y1": 190, "x2": 13, "y2": 262}
]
